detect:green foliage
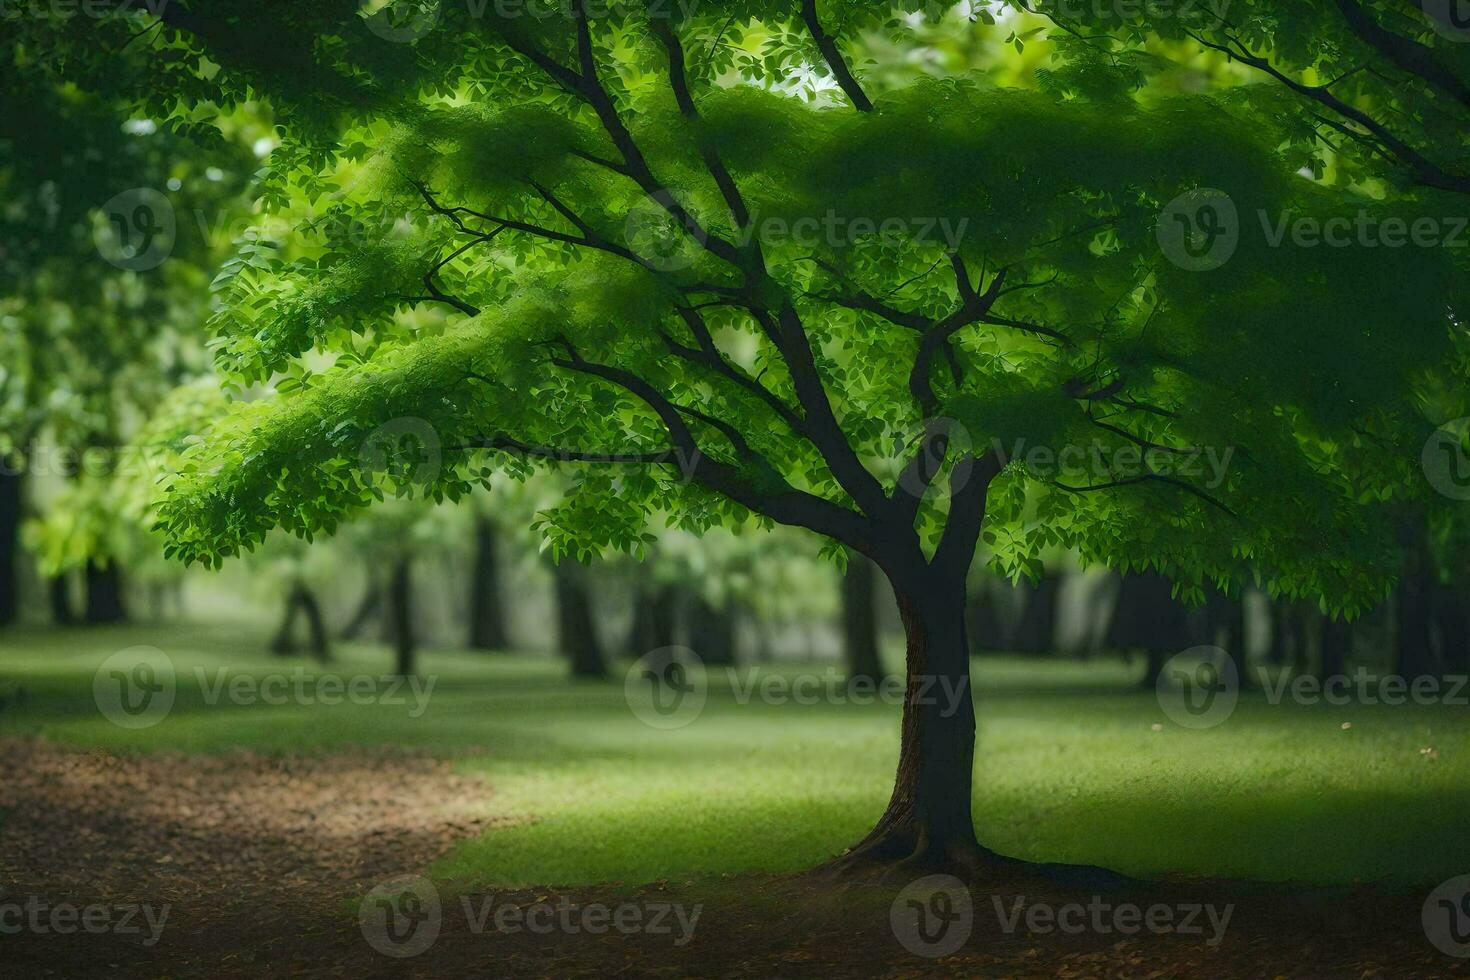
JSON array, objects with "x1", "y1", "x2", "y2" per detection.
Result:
[{"x1": 23, "y1": 2, "x2": 1470, "y2": 614}]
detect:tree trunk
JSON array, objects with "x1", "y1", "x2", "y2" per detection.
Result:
[
  {"x1": 841, "y1": 551, "x2": 886, "y2": 688},
  {"x1": 83, "y1": 560, "x2": 128, "y2": 624},
  {"x1": 845, "y1": 572, "x2": 986, "y2": 870},
  {"x1": 553, "y1": 560, "x2": 606, "y2": 678},
  {"x1": 1107, "y1": 571, "x2": 1188, "y2": 688},
  {"x1": 0, "y1": 467, "x2": 21, "y2": 626},
  {"x1": 297, "y1": 583, "x2": 331, "y2": 663},
  {"x1": 1010, "y1": 574, "x2": 1060, "y2": 654},
  {"x1": 1434, "y1": 583, "x2": 1470, "y2": 674},
  {"x1": 269, "y1": 586, "x2": 303, "y2": 656},
  {"x1": 340, "y1": 575, "x2": 381, "y2": 640},
  {"x1": 1396, "y1": 517, "x2": 1438, "y2": 679},
  {"x1": 386, "y1": 555, "x2": 416, "y2": 677},
  {"x1": 1319, "y1": 614, "x2": 1351, "y2": 681},
  {"x1": 627, "y1": 579, "x2": 677, "y2": 654},
  {"x1": 50, "y1": 575, "x2": 77, "y2": 626},
  {"x1": 468, "y1": 516, "x2": 509, "y2": 651},
  {"x1": 689, "y1": 593, "x2": 736, "y2": 666},
  {"x1": 964, "y1": 580, "x2": 1005, "y2": 655}
]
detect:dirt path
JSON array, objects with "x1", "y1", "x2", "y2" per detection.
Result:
[{"x1": 2, "y1": 737, "x2": 1465, "y2": 978}]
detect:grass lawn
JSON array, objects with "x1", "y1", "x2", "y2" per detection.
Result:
[{"x1": 3, "y1": 622, "x2": 1468, "y2": 890}]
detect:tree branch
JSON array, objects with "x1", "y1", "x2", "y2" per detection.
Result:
[{"x1": 800, "y1": 0, "x2": 873, "y2": 111}]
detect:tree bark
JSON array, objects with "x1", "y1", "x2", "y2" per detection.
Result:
[
  {"x1": 841, "y1": 551, "x2": 886, "y2": 689},
  {"x1": 468, "y1": 516, "x2": 509, "y2": 651},
  {"x1": 0, "y1": 467, "x2": 21, "y2": 626},
  {"x1": 386, "y1": 555, "x2": 416, "y2": 677},
  {"x1": 83, "y1": 560, "x2": 128, "y2": 624},
  {"x1": 553, "y1": 560, "x2": 606, "y2": 678},
  {"x1": 844, "y1": 570, "x2": 987, "y2": 870}
]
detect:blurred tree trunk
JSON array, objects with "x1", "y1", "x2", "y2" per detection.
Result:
[
  {"x1": 269, "y1": 581, "x2": 332, "y2": 662},
  {"x1": 627, "y1": 578, "x2": 677, "y2": 654},
  {"x1": 340, "y1": 574, "x2": 380, "y2": 640},
  {"x1": 0, "y1": 467, "x2": 21, "y2": 626},
  {"x1": 1318, "y1": 614, "x2": 1351, "y2": 681},
  {"x1": 1204, "y1": 589, "x2": 1251, "y2": 689},
  {"x1": 83, "y1": 560, "x2": 127, "y2": 624},
  {"x1": 385, "y1": 555, "x2": 416, "y2": 677},
  {"x1": 1010, "y1": 575, "x2": 1060, "y2": 654},
  {"x1": 467, "y1": 516, "x2": 509, "y2": 651},
  {"x1": 553, "y1": 560, "x2": 606, "y2": 678},
  {"x1": 50, "y1": 574, "x2": 76, "y2": 625},
  {"x1": 689, "y1": 593, "x2": 736, "y2": 666},
  {"x1": 1434, "y1": 583, "x2": 1470, "y2": 674},
  {"x1": 841, "y1": 551, "x2": 885, "y2": 688},
  {"x1": 1108, "y1": 571, "x2": 1189, "y2": 688},
  {"x1": 965, "y1": 580, "x2": 1005, "y2": 654},
  {"x1": 1396, "y1": 518, "x2": 1438, "y2": 679}
]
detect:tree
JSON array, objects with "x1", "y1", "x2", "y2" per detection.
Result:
[
  {"x1": 49, "y1": 4, "x2": 1462, "y2": 871},
  {"x1": 841, "y1": 549, "x2": 887, "y2": 690}
]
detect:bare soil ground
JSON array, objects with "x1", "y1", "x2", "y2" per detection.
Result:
[{"x1": 1, "y1": 737, "x2": 1463, "y2": 979}]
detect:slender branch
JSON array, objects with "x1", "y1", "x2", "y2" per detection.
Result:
[
  {"x1": 800, "y1": 0, "x2": 873, "y2": 111},
  {"x1": 1333, "y1": 0, "x2": 1470, "y2": 111},
  {"x1": 1186, "y1": 29, "x2": 1470, "y2": 194}
]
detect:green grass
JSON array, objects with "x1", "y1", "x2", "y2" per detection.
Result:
[{"x1": 3, "y1": 622, "x2": 1468, "y2": 889}]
